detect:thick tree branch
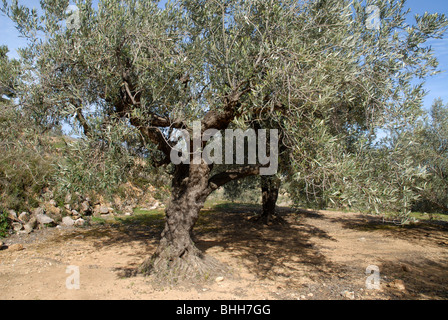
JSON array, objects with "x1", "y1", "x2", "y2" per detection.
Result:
[
  {"x1": 69, "y1": 99, "x2": 92, "y2": 137},
  {"x1": 75, "y1": 108, "x2": 92, "y2": 137},
  {"x1": 122, "y1": 80, "x2": 187, "y2": 129},
  {"x1": 207, "y1": 165, "x2": 261, "y2": 194},
  {"x1": 202, "y1": 83, "x2": 250, "y2": 131},
  {"x1": 129, "y1": 116, "x2": 173, "y2": 156}
]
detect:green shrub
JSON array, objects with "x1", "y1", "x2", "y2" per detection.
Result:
[
  {"x1": 0, "y1": 104, "x2": 58, "y2": 213},
  {"x1": 0, "y1": 209, "x2": 10, "y2": 238},
  {"x1": 223, "y1": 175, "x2": 261, "y2": 204}
]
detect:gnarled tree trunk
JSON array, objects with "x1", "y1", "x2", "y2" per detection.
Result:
[
  {"x1": 139, "y1": 163, "x2": 223, "y2": 280},
  {"x1": 139, "y1": 163, "x2": 263, "y2": 280}
]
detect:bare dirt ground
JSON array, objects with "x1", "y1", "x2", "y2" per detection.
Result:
[{"x1": 1, "y1": 203, "x2": 447, "y2": 300}]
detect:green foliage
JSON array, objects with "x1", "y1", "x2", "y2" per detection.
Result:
[
  {"x1": 287, "y1": 132, "x2": 428, "y2": 221},
  {"x1": 54, "y1": 140, "x2": 132, "y2": 196},
  {"x1": 0, "y1": 103, "x2": 58, "y2": 212},
  {"x1": 51, "y1": 115, "x2": 171, "y2": 202},
  {"x1": 223, "y1": 175, "x2": 260, "y2": 203},
  {"x1": 269, "y1": 0, "x2": 448, "y2": 222},
  {"x1": 0, "y1": 46, "x2": 58, "y2": 213},
  {"x1": 0, "y1": 45, "x2": 19, "y2": 102},
  {"x1": 53, "y1": 120, "x2": 158, "y2": 198},
  {"x1": 1, "y1": 0, "x2": 447, "y2": 224},
  {"x1": 0, "y1": 44, "x2": 163, "y2": 215},
  {"x1": 0, "y1": 209, "x2": 10, "y2": 238},
  {"x1": 412, "y1": 99, "x2": 448, "y2": 213}
]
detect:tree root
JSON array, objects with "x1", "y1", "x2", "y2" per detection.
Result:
[{"x1": 139, "y1": 246, "x2": 230, "y2": 286}]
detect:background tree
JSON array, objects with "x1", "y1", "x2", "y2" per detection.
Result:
[
  {"x1": 0, "y1": 45, "x2": 57, "y2": 214},
  {"x1": 2, "y1": 0, "x2": 446, "y2": 280},
  {"x1": 410, "y1": 99, "x2": 448, "y2": 213},
  {"x1": 0, "y1": 45, "x2": 18, "y2": 102}
]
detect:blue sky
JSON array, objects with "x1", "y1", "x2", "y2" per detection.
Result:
[
  {"x1": 402, "y1": 0, "x2": 448, "y2": 110},
  {"x1": 1, "y1": 0, "x2": 447, "y2": 111}
]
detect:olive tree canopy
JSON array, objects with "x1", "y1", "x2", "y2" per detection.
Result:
[{"x1": 2, "y1": 0, "x2": 446, "y2": 279}]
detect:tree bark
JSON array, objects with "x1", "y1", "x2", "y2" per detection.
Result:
[
  {"x1": 139, "y1": 163, "x2": 223, "y2": 280},
  {"x1": 260, "y1": 176, "x2": 281, "y2": 224}
]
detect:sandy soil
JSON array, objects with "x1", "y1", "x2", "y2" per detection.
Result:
[{"x1": 1, "y1": 204, "x2": 447, "y2": 300}]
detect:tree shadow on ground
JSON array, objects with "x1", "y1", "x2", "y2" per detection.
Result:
[
  {"x1": 55, "y1": 211, "x2": 165, "y2": 277},
  {"x1": 330, "y1": 213, "x2": 448, "y2": 248},
  {"x1": 324, "y1": 212, "x2": 448, "y2": 299},
  {"x1": 380, "y1": 258, "x2": 448, "y2": 300},
  {"x1": 194, "y1": 203, "x2": 341, "y2": 287},
  {"x1": 57, "y1": 204, "x2": 342, "y2": 287},
  {"x1": 54, "y1": 204, "x2": 448, "y2": 299}
]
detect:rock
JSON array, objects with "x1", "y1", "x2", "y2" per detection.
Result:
[
  {"x1": 124, "y1": 206, "x2": 134, "y2": 213},
  {"x1": 24, "y1": 216, "x2": 38, "y2": 233},
  {"x1": 307, "y1": 293, "x2": 314, "y2": 297},
  {"x1": 34, "y1": 207, "x2": 45, "y2": 216},
  {"x1": 62, "y1": 216, "x2": 75, "y2": 227},
  {"x1": 113, "y1": 196, "x2": 123, "y2": 209},
  {"x1": 18, "y1": 212, "x2": 30, "y2": 223},
  {"x1": 92, "y1": 205, "x2": 101, "y2": 217},
  {"x1": 12, "y1": 222, "x2": 23, "y2": 232},
  {"x1": 36, "y1": 213, "x2": 55, "y2": 226},
  {"x1": 148, "y1": 202, "x2": 159, "y2": 210},
  {"x1": 124, "y1": 212, "x2": 132, "y2": 216},
  {"x1": 7, "y1": 210, "x2": 18, "y2": 221},
  {"x1": 341, "y1": 290, "x2": 355, "y2": 300},
  {"x1": 47, "y1": 205, "x2": 61, "y2": 214},
  {"x1": 47, "y1": 205, "x2": 61, "y2": 216},
  {"x1": 49, "y1": 199, "x2": 57, "y2": 207},
  {"x1": 43, "y1": 205, "x2": 62, "y2": 224},
  {"x1": 80, "y1": 201, "x2": 90, "y2": 214},
  {"x1": 93, "y1": 196, "x2": 102, "y2": 206},
  {"x1": 65, "y1": 204, "x2": 71, "y2": 211},
  {"x1": 23, "y1": 224, "x2": 34, "y2": 234},
  {"x1": 71, "y1": 210, "x2": 80, "y2": 217},
  {"x1": 388, "y1": 280, "x2": 406, "y2": 292},
  {"x1": 215, "y1": 276, "x2": 224, "y2": 283},
  {"x1": 99, "y1": 207, "x2": 110, "y2": 215},
  {"x1": 71, "y1": 202, "x2": 79, "y2": 211},
  {"x1": 74, "y1": 218, "x2": 86, "y2": 227},
  {"x1": 401, "y1": 264, "x2": 411, "y2": 272},
  {"x1": 8, "y1": 244, "x2": 24, "y2": 252}
]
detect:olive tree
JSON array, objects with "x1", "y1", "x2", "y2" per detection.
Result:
[
  {"x1": 2, "y1": 0, "x2": 446, "y2": 279},
  {"x1": 406, "y1": 99, "x2": 448, "y2": 213},
  {"x1": 0, "y1": 45, "x2": 58, "y2": 213}
]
